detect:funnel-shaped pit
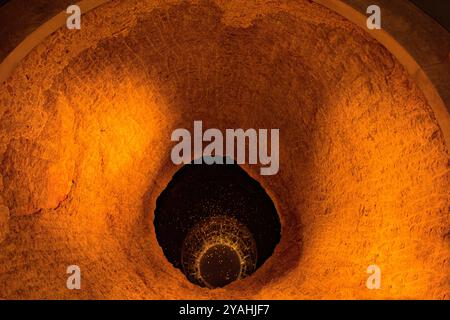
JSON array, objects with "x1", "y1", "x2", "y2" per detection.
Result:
[{"x1": 154, "y1": 158, "x2": 281, "y2": 288}]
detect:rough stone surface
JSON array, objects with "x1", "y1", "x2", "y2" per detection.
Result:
[
  {"x1": 0, "y1": 204, "x2": 9, "y2": 244},
  {"x1": 0, "y1": 0, "x2": 448, "y2": 299}
]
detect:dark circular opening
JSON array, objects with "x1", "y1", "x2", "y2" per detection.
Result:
[
  {"x1": 154, "y1": 157, "x2": 281, "y2": 288},
  {"x1": 199, "y1": 244, "x2": 241, "y2": 288}
]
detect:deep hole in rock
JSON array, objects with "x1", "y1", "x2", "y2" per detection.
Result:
[{"x1": 154, "y1": 157, "x2": 281, "y2": 288}]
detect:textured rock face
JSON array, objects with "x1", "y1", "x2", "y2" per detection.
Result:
[
  {"x1": 0, "y1": 204, "x2": 9, "y2": 244},
  {"x1": 0, "y1": 0, "x2": 448, "y2": 299}
]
